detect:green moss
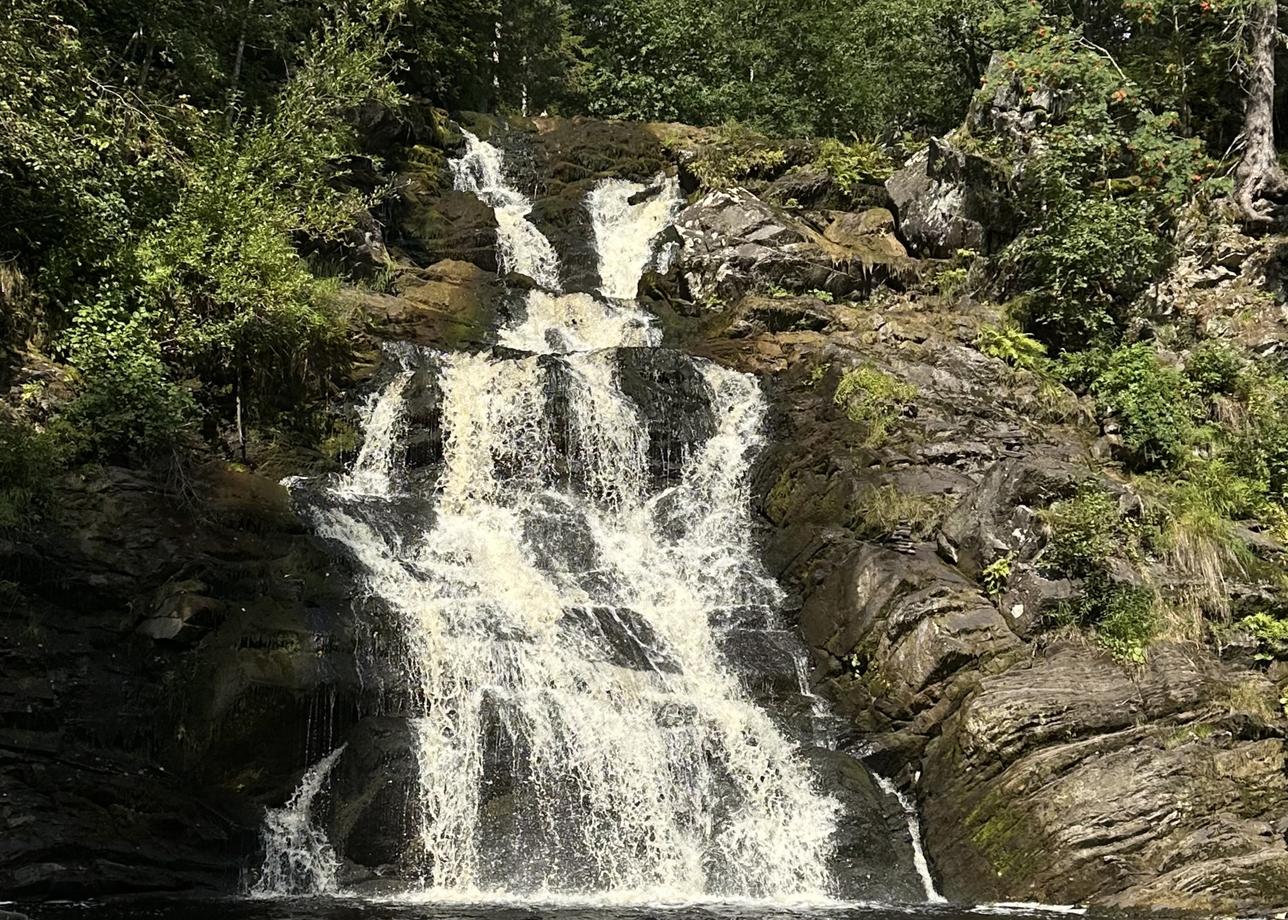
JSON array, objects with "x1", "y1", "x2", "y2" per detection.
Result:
[
  {"x1": 765, "y1": 470, "x2": 798, "y2": 523},
  {"x1": 967, "y1": 794, "x2": 1043, "y2": 880},
  {"x1": 834, "y1": 365, "x2": 917, "y2": 448}
]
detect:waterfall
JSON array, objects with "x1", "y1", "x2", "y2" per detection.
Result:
[
  {"x1": 870, "y1": 774, "x2": 946, "y2": 904},
  {"x1": 251, "y1": 746, "x2": 346, "y2": 897},
  {"x1": 588, "y1": 178, "x2": 683, "y2": 299},
  {"x1": 290, "y1": 134, "x2": 842, "y2": 903},
  {"x1": 451, "y1": 131, "x2": 561, "y2": 289}
]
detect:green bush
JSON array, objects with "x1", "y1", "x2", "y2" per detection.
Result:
[
  {"x1": 1236, "y1": 612, "x2": 1288, "y2": 661},
  {"x1": 1185, "y1": 341, "x2": 1244, "y2": 398},
  {"x1": 1229, "y1": 368, "x2": 1288, "y2": 498},
  {"x1": 813, "y1": 138, "x2": 894, "y2": 196},
  {"x1": 0, "y1": 419, "x2": 64, "y2": 531},
  {"x1": 834, "y1": 365, "x2": 917, "y2": 448},
  {"x1": 1006, "y1": 195, "x2": 1167, "y2": 349},
  {"x1": 1090, "y1": 345, "x2": 1195, "y2": 471},
  {"x1": 1049, "y1": 576, "x2": 1159, "y2": 664},
  {"x1": 685, "y1": 122, "x2": 788, "y2": 189},
  {"x1": 62, "y1": 308, "x2": 195, "y2": 461},
  {"x1": 1040, "y1": 485, "x2": 1122, "y2": 579},
  {"x1": 1092, "y1": 583, "x2": 1160, "y2": 664}
]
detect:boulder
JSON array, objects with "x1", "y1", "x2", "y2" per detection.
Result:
[
  {"x1": 803, "y1": 748, "x2": 926, "y2": 903},
  {"x1": 363, "y1": 259, "x2": 500, "y2": 348},
  {"x1": 397, "y1": 189, "x2": 499, "y2": 272},
  {"x1": 886, "y1": 136, "x2": 1016, "y2": 259},
  {"x1": 676, "y1": 189, "x2": 916, "y2": 305}
]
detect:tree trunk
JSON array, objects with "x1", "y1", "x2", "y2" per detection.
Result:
[{"x1": 1236, "y1": 0, "x2": 1287, "y2": 226}]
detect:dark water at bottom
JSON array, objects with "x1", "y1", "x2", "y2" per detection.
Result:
[{"x1": 5, "y1": 896, "x2": 1188, "y2": 920}]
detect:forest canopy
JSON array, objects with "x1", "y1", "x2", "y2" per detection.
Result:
[{"x1": 0, "y1": 0, "x2": 1284, "y2": 477}]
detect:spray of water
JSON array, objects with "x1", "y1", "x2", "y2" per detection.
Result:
[{"x1": 251, "y1": 746, "x2": 347, "y2": 898}]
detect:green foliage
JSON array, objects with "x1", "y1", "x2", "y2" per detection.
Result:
[
  {"x1": 984, "y1": 24, "x2": 1210, "y2": 351},
  {"x1": 1040, "y1": 484, "x2": 1122, "y2": 579},
  {"x1": 977, "y1": 322, "x2": 1048, "y2": 371},
  {"x1": 1184, "y1": 341, "x2": 1245, "y2": 398},
  {"x1": 1, "y1": 5, "x2": 402, "y2": 462},
  {"x1": 1236, "y1": 611, "x2": 1288, "y2": 661},
  {"x1": 1006, "y1": 196, "x2": 1169, "y2": 349},
  {"x1": 135, "y1": 13, "x2": 397, "y2": 402},
  {"x1": 1228, "y1": 367, "x2": 1288, "y2": 499},
  {"x1": 0, "y1": 419, "x2": 64, "y2": 532},
  {"x1": 814, "y1": 138, "x2": 894, "y2": 196},
  {"x1": 686, "y1": 123, "x2": 787, "y2": 189},
  {"x1": 62, "y1": 308, "x2": 196, "y2": 460},
  {"x1": 1092, "y1": 583, "x2": 1160, "y2": 664},
  {"x1": 982, "y1": 553, "x2": 1014, "y2": 596},
  {"x1": 834, "y1": 365, "x2": 918, "y2": 448},
  {"x1": 1089, "y1": 345, "x2": 1195, "y2": 471}
]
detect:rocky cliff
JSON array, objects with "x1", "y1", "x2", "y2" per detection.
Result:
[{"x1": 2, "y1": 107, "x2": 1286, "y2": 912}]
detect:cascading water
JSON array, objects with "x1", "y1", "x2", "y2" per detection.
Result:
[
  {"x1": 288, "y1": 132, "x2": 844, "y2": 903},
  {"x1": 252, "y1": 746, "x2": 346, "y2": 897}
]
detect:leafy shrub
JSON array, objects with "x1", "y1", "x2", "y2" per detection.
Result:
[
  {"x1": 1092, "y1": 583, "x2": 1160, "y2": 664},
  {"x1": 1236, "y1": 612, "x2": 1288, "y2": 661},
  {"x1": 62, "y1": 308, "x2": 195, "y2": 461},
  {"x1": 834, "y1": 365, "x2": 917, "y2": 447},
  {"x1": 982, "y1": 553, "x2": 1014, "y2": 596},
  {"x1": 1185, "y1": 341, "x2": 1244, "y2": 398},
  {"x1": 1006, "y1": 195, "x2": 1168, "y2": 349},
  {"x1": 1040, "y1": 485, "x2": 1122, "y2": 579},
  {"x1": 0, "y1": 418, "x2": 63, "y2": 531},
  {"x1": 813, "y1": 138, "x2": 894, "y2": 196},
  {"x1": 1049, "y1": 576, "x2": 1159, "y2": 664},
  {"x1": 977, "y1": 321, "x2": 1047, "y2": 371},
  {"x1": 1228, "y1": 369, "x2": 1288, "y2": 498},
  {"x1": 1090, "y1": 345, "x2": 1195, "y2": 471}
]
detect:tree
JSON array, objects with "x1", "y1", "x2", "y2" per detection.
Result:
[{"x1": 1235, "y1": 0, "x2": 1288, "y2": 225}]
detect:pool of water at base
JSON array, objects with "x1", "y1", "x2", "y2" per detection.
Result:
[{"x1": 5, "y1": 896, "x2": 1200, "y2": 920}]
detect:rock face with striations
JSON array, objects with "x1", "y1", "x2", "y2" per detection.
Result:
[
  {"x1": 658, "y1": 172, "x2": 1288, "y2": 910},
  {"x1": 3, "y1": 111, "x2": 1288, "y2": 913}
]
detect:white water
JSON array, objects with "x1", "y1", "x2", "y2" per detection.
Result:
[
  {"x1": 290, "y1": 135, "x2": 842, "y2": 902},
  {"x1": 870, "y1": 773, "x2": 946, "y2": 904},
  {"x1": 452, "y1": 130, "x2": 561, "y2": 289},
  {"x1": 588, "y1": 177, "x2": 683, "y2": 299},
  {"x1": 251, "y1": 746, "x2": 346, "y2": 897}
]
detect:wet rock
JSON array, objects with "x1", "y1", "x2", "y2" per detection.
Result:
[
  {"x1": 530, "y1": 178, "x2": 600, "y2": 292},
  {"x1": 803, "y1": 748, "x2": 926, "y2": 903},
  {"x1": 886, "y1": 137, "x2": 1015, "y2": 259},
  {"x1": 0, "y1": 463, "x2": 365, "y2": 895},
  {"x1": 363, "y1": 259, "x2": 500, "y2": 348},
  {"x1": 327, "y1": 717, "x2": 418, "y2": 870},
  {"x1": 615, "y1": 348, "x2": 717, "y2": 482},
  {"x1": 397, "y1": 189, "x2": 499, "y2": 271}
]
